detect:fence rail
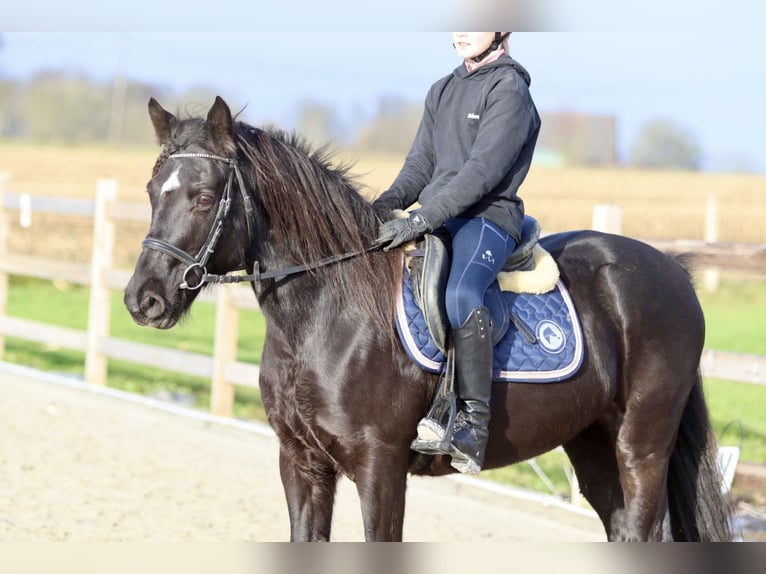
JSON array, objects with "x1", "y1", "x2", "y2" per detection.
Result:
[
  {"x1": 0, "y1": 179, "x2": 764, "y2": 421},
  {"x1": 647, "y1": 239, "x2": 766, "y2": 275},
  {"x1": 701, "y1": 349, "x2": 766, "y2": 386}
]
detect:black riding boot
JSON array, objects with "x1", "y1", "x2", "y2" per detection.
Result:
[{"x1": 448, "y1": 306, "x2": 493, "y2": 475}]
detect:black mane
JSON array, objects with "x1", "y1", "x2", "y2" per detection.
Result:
[
  {"x1": 234, "y1": 124, "x2": 397, "y2": 328},
  {"x1": 237, "y1": 124, "x2": 380, "y2": 257}
]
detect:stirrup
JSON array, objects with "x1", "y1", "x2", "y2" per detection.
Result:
[
  {"x1": 410, "y1": 417, "x2": 450, "y2": 455},
  {"x1": 411, "y1": 437, "x2": 450, "y2": 456},
  {"x1": 410, "y1": 349, "x2": 458, "y2": 456},
  {"x1": 417, "y1": 417, "x2": 446, "y2": 442}
]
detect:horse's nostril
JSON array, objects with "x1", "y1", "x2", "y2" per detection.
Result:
[{"x1": 139, "y1": 291, "x2": 166, "y2": 320}]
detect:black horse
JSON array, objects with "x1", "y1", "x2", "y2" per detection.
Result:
[{"x1": 124, "y1": 97, "x2": 733, "y2": 541}]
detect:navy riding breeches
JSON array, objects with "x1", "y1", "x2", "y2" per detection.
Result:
[{"x1": 444, "y1": 217, "x2": 517, "y2": 329}]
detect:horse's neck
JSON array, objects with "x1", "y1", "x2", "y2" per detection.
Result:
[{"x1": 252, "y1": 262, "x2": 333, "y2": 338}]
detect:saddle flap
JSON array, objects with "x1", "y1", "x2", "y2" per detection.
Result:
[{"x1": 408, "y1": 234, "x2": 451, "y2": 355}]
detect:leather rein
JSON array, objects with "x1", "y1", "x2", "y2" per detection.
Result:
[{"x1": 141, "y1": 151, "x2": 379, "y2": 291}]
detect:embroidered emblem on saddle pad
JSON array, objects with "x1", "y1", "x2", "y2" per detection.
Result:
[{"x1": 395, "y1": 266, "x2": 585, "y2": 383}]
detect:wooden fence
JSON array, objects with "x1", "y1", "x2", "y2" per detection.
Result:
[
  {"x1": 1, "y1": 176, "x2": 765, "y2": 421},
  {"x1": 0, "y1": 177, "x2": 260, "y2": 416}
]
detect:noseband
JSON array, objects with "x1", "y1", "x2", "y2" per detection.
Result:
[{"x1": 142, "y1": 151, "x2": 381, "y2": 291}]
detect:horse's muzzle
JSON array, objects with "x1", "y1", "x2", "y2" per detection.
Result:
[{"x1": 124, "y1": 274, "x2": 182, "y2": 330}]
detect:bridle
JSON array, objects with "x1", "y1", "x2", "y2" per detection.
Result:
[
  {"x1": 142, "y1": 152, "x2": 255, "y2": 290},
  {"x1": 141, "y1": 151, "x2": 380, "y2": 291}
]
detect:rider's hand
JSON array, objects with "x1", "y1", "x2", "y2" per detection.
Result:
[{"x1": 376, "y1": 212, "x2": 432, "y2": 252}]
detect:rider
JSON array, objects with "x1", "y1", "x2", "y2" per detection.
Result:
[{"x1": 375, "y1": 32, "x2": 541, "y2": 475}]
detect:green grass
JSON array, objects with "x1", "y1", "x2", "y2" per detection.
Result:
[
  {"x1": 704, "y1": 379, "x2": 766, "y2": 462},
  {"x1": 3, "y1": 277, "x2": 267, "y2": 421},
  {"x1": 2, "y1": 274, "x2": 764, "y2": 499},
  {"x1": 697, "y1": 274, "x2": 766, "y2": 354},
  {"x1": 695, "y1": 274, "x2": 766, "y2": 464}
]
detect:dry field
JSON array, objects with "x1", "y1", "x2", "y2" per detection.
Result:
[
  {"x1": 347, "y1": 152, "x2": 766, "y2": 244},
  {"x1": 1, "y1": 141, "x2": 765, "y2": 267}
]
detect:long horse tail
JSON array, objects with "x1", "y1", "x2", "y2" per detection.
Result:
[{"x1": 666, "y1": 373, "x2": 735, "y2": 541}]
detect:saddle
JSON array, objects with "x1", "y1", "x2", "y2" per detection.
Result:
[
  {"x1": 406, "y1": 215, "x2": 549, "y2": 355},
  {"x1": 402, "y1": 215, "x2": 577, "y2": 455}
]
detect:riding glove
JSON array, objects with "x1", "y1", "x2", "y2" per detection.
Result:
[{"x1": 376, "y1": 212, "x2": 432, "y2": 252}]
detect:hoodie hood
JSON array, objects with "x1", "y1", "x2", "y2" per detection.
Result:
[{"x1": 454, "y1": 55, "x2": 532, "y2": 87}]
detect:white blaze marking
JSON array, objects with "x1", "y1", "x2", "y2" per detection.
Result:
[{"x1": 160, "y1": 168, "x2": 181, "y2": 195}]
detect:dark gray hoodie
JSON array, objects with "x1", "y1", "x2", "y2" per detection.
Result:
[{"x1": 375, "y1": 55, "x2": 540, "y2": 241}]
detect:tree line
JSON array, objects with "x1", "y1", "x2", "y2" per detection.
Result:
[
  {"x1": 0, "y1": 69, "x2": 705, "y2": 171},
  {"x1": 0, "y1": 72, "x2": 185, "y2": 145},
  {"x1": 0, "y1": 70, "x2": 421, "y2": 149}
]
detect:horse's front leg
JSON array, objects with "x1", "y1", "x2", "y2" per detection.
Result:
[
  {"x1": 279, "y1": 443, "x2": 339, "y2": 542},
  {"x1": 353, "y1": 446, "x2": 410, "y2": 541}
]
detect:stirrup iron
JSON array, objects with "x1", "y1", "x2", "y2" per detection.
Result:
[{"x1": 411, "y1": 349, "x2": 458, "y2": 455}]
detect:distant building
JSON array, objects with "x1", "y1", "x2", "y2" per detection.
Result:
[{"x1": 535, "y1": 112, "x2": 617, "y2": 167}]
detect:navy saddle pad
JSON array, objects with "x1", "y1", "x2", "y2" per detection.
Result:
[{"x1": 395, "y1": 264, "x2": 585, "y2": 383}]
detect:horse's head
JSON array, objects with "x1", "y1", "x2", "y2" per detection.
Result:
[{"x1": 124, "y1": 96, "x2": 251, "y2": 329}]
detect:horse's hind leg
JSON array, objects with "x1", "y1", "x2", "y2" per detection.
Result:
[
  {"x1": 279, "y1": 444, "x2": 339, "y2": 541},
  {"x1": 565, "y1": 421, "x2": 673, "y2": 541},
  {"x1": 613, "y1": 421, "x2": 677, "y2": 540},
  {"x1": 564, "y1": 422, "x2": 624, "y2": 540}
]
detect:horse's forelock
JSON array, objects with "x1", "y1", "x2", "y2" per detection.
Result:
[
  {"x1": 150, "y1": 111, "x2": 241, "y2": 177},
  {"x1": 150, "y1": 118, "x2": 207, "y2": 176}
]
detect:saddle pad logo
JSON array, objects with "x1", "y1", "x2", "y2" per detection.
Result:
[{"x1": 536, "y1": 320, "x2": 567, "y2": 354}]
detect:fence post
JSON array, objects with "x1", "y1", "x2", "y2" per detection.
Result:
[
  {"x1": 85, "y1": 179, "x2": 118, "y2": 386},
  {"x1": 592, "y1": 204, "x2": 623, "y2": 234},
  {"x1": 211, "y1": 284, "x2": 238, "y2": 416},
  {"x1": 0, "y1": 172, "x2": 10, "y2": 359},
  {"x1": 704, "y1": 194, "x2": 720, "y2": 292}
]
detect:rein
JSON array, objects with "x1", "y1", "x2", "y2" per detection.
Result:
[
  {"x1": 141, "y1": 151, "x2": 380, "y2": 291},
  {"x1": 208, "y1": 244, "x2": 382, "y2": 288}
]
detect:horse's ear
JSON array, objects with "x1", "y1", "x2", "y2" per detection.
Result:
[
  {"x1": 148, "y1": 98, "x2": 176, "y2": 145},
  {"x1": 206, "y1": 96, "x2": 234, "y2": 152}
]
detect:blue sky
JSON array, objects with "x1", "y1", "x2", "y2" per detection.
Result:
[{"x1": 1, "y1": 29, "x2": 765, "y2": 173}]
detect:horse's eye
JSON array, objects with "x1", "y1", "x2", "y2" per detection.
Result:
[{"x1": 196, "y1": 194, "x2": 215, "y2": 209}]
